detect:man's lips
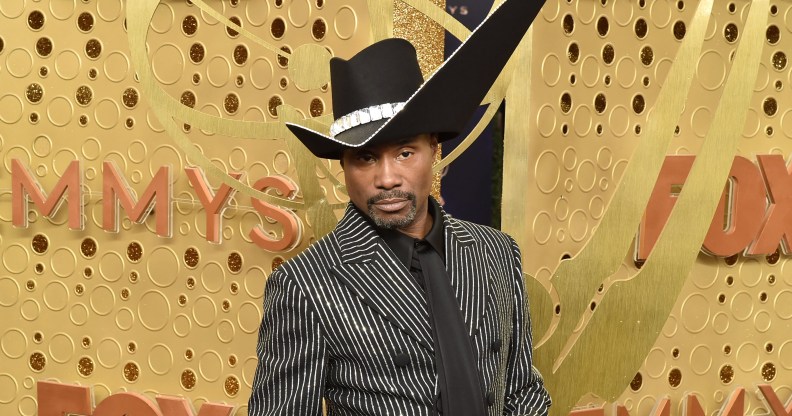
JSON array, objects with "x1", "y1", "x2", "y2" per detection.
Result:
[{"x1": 372, "y1": 198, "x2": 409, "y2": 213}]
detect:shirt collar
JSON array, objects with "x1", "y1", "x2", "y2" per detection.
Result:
[{"x1": 372, "y1": 196, "x2": 446, "y2": 269}]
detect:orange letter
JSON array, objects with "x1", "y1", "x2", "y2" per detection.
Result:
[
  {"x1": 103, "y1": 161, "x2": 172, "y2": 237},
  {"x1": 157, "y1": 396, "x2": 233, "y2": 416},
  {"x1": 37, "y1": 381, "x2": 92, "y2": 416},
  {"x1": 615, "y1": 398, "x2": 670, "y2": 416},
  {"x1": 684, "y1": 394, "x2": 706, "y2": 416},
  {"x1": 702, "y1": 156, "x2": 765, "y2": 256},
  {"x1": 719, "y1": 388, "x2": 745, "y2": 416},
  {"x1": 185, "y1": 167, "x2": 242, "y2": 244},
  {"x1": 758, "y1": 384, "x2": 792, "y2": 416},
  {"x1": 637, "y1": 155, "x2": 694, "y2": 260},
  {"x1": 249, "y1": 176, "x2": 301, "y2": 252},
  {"x1": 747, "y1": 155, "x2": 792, "y2": 255},
  {"x1": 93, "y1": 392, "x2": 162, "y2": 416},
  {"x1": 12, "y1": 159, "x2": 83, "y2": 230}
]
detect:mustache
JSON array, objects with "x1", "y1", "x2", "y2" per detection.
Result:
[{"x1": 367, "y1": 190, "x2": 416, "y2": 205}]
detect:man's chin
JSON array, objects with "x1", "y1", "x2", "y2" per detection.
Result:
[{"x1": 369, "y1": 212, "x2": 414, "y2": 230}]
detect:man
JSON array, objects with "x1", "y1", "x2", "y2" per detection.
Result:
[{"x1": 249, "y1": 0, "x2": 550, "y2": 414}]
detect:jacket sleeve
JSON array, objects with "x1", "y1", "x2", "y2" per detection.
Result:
[
  {"x1": 502, "y1": 237, "x2": 552, "y2": 416},
  {"x1": 248, "y1": 268, "x2": 327, "y2": 416}
]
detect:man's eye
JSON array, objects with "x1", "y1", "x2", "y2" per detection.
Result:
[{"x1": 398, "y1": 151, "x2": 413, "y2": 159}]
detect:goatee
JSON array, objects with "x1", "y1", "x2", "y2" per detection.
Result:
[{"x1": 367, "y1": 190, "x2": 417, "y2": 229}]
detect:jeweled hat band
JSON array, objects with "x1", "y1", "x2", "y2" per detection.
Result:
[{"x1": 329, "y1": 101, "x2": 406, "y2": 139}]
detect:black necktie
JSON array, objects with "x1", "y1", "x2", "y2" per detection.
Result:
[{"x1": 412, "y1": 241, "x2": 485, "y2": 415}]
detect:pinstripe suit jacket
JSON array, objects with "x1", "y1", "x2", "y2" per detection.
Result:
[{"x1": 249, "y1": 203, "x2": 551, "y2": 415}]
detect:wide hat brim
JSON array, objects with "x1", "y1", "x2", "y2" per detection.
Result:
[{"x1": 287, "y1": 0, "x2": 546, "y2": 160}]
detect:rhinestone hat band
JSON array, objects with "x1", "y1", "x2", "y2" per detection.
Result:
[{"x1": 329, "y1": 102, "x2": 407, "y2": 139}]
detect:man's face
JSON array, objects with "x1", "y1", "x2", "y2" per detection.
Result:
[{"x1": 341, "y1": 134, "x2": 437, "y2": 235}]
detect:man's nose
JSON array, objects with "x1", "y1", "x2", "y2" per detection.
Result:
[{"x1": 373, "y1": 159, "x2": 402, "y2": 189}]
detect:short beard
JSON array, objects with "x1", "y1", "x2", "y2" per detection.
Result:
[{"x1": 367, "y1": 190, "x2": 417, "y2": 229}]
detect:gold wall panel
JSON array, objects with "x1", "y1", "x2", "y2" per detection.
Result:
[
  {"x1": 3, "y1": 0, "x2": 791, "y2": 414},
  {"x1": 0, "y1": 0, "x2": 373, "y2": 413},
  {"x1": 505, "y1": 0, "x2": 792, "y2": 414}
]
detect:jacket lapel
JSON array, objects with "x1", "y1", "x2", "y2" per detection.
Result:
[
  {"x1": 444, "y1": 212, "x2": 490, "y2": 337},
  {"x1": 331, "y1": 205, "x2": 434, "y2": 352}
]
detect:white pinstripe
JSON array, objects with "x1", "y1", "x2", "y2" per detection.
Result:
[{"x1": 248, "y1": 204, "x2": 551, "y2": 415}]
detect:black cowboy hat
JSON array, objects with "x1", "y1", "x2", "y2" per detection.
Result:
[{"x1": 286, "y1": 0, "x2": 545, "y2": 160}]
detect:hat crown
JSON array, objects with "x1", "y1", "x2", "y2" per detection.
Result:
[{"x1": 330, "y1": 38, "x2": 424, "y2": 119}]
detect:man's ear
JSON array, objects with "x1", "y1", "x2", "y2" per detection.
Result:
[{"x1": 430, "y1": 134, "x2": 439, "y2": 156}]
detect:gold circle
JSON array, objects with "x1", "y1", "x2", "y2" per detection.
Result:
[
  {"x1": 268, "y1": 95, "x2": 282, "y2": 117},
  {"x1": 767, "y1": 25, "x2": 780, "y2": 45},
  {"x1": 123, "y1": 362, "x2": 140, "y2": 382},
  {"x1": 85, "y1": 39, "x2": 102, "y2": 59},
  {"x1": 189, "y1": 43, "x2": 205, "y2": 64},
  {"x1": 630, "y1": 372, "x2": 642, "y2": 391},
  {"x1": 224, "y1": 93, "x2": 240, "y2": 114},
  {"x1": 77, "y1": 12, "x2": 94, "y2": 32},
  {"x1": 312, "y1": 18, "x2": 327, "y2": 40},
  {"x1": 26, "y1": 83, "x2": 44, "y2": 103},
  {"x1": 640, "y1": 46, "x2": 654, "y2": 66},
  {"x1": 594, "y1": 93, "x2": 607, "y2": 114},
  {"x1": 233, "y1": 44, "x2": 248, "y2": 65},
  {"x1": 29, "y1": 352, "x2": 46, "y2": 371},
  {"x1": 764, "y1": 97, "x2": 778, "y2": 116},
  {"x1": 182, "y1": 15, "x2": 198, "y2": 36},
  {"x1": 122, "y1": 87, "x2": 139, "y2": 109},
  {"x1": 596, "y1": 15, "x2": 609, "y2": 37},
  {"x1": 567, "y1": 43, "x2": 579, "y2": 64},
  {"x1": 602, "y1": 44, "x2": 614, "y2": 65},
  {"x1": 271, "y1": 17, "x2": 286, "y2": 39},
  {"x1": 724, "y1": 23, "x2": 738, "y2": 43},
  {"x1": 277, "y1": 46, "x2": 291, "y2": 68},
  {"x1": 184, "y1": 247, "x2": 200, "y2": 268},
  {"x1": 562, "y1": 14, "x2": 574, "y2": 34},
  {"x1": 180, "y1": 90, "x2": 196, "y2": 108},
  {"x1": 673, "y1": 20, "x2": 686, "y2": 40},
  {"x1": 634, "y1": 18, "x2": 647, "y2": 38},
  {"x1": 186, "y1": 277, "x2": 195, "y2": 289},
  {"x1": 28, "y1": 10, "x2": 45, "y2": 30},
  {"x1": 560, "y1": 93, "x2": 572, "y2": 114},
  {"x1": 35, "y1": 37, "x2": 53, "y2": 57},
  {"x1": 310, "y1": 98, "x2": 324, "y2": 117},
  {"x1": 228, "y1": 252, "x2": 243, "y2": 273},
  {"x1": 78, "y1": 356, "x2": 94, "y2": 376},
  {"x1": 127, "y1": 242, "x2": 143, "y2": 262},
  {"x1": 632, "y1": 94, "x2": 645, "y2": 114},
  {"x1": 81, "y1": 238, "x2": 97, "y2": 258},
  {"x1": 181, "y1": 369, "x2": 196, "y2": 389},
  {"x1": 225, "y1": 375, "x2": 240, "y2": 396},
  {"x1": 31, "y1": 234, "x2": 48, "y2": 254},
  {"x1": 761, "y1": 362, "x2": 776, "y2": 381},
  {"x1": 720, "y1": 364, "x2": 734, "y2": 383},
  {"x1": 772, "y1": 51, "x2": 787, "y2": 71},
  {"x1": 76, "y1": 85, "x2": 93, "y2": 106},
  {"x1": 272, "y1": 256, "x2": 285, "y2": 271},
  {"x1": 227, "y1": 16, "x2": 241, "y2": 37}
]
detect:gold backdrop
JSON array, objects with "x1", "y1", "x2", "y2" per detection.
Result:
[{"x1": 0, "y1": 0, "x2": 791, "y2": 415}]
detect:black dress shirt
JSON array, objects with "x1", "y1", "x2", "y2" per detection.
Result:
[{"x1": 374, "y1": 197, "x2": 486, "y2": 415}]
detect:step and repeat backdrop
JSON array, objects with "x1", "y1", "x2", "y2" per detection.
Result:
[{"x1": 0, "y1": 0, "x2": 790, "y2": 415}]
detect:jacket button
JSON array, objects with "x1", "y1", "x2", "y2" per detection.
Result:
[
  {"x1": 491, "y1": 339, "x2": 502, "y2": 353},
  {"x1": 486, "y1": 391, "x2": 496, "y2": 406},
  {"x1": 394, "y1": 353, "x2": 410, "y2": 368}
]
